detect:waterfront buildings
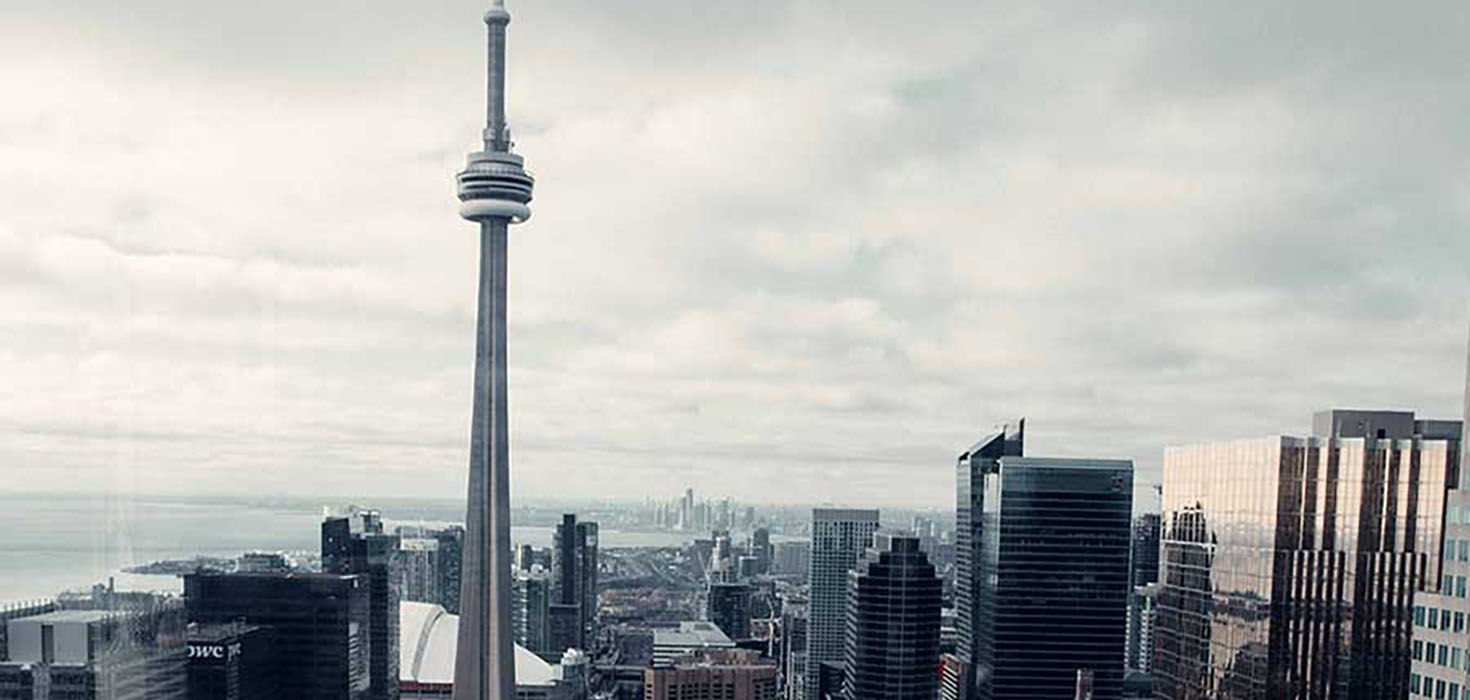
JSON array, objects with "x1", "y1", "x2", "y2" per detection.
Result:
[
  {"x1": 184, "y1": 572, "x2": 370, "y2": 700},
  {"x1": 644, "y1": 650, "x2": 778, "y2": 700},
  {"x1": 943, "y1": 420, "x2": 1024, "y2": 700},
  {"x1": 450, "y1": 0, "x2": 537, "y2": 695},
  {"x1": 840, "y1": 534, "x2": 941, "y2": 700},
  {"x1": 185, "y1": 622, "x2": 277, "y2": 700},
  {"x1": 804, "y1": 509, "x2": 879, "y2": 700},
  {"x1": 1154, "y1": 410, "x2": 1460, "y2": 699}
]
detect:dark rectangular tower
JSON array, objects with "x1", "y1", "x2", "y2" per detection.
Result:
[
  {"x1": 185, "y1": 573, "x2": 371, "y2": 700},
  {"x1": 975, "y1": 457, "x2": 1133, "y2": 700},
  {"x1": 322, "y1": 509, "x2": 399, "y2": 700}
]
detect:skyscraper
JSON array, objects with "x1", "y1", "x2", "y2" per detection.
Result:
[
  {"x1": 943, "y1": 420, "x2": 1023, "y2": 700},
  {"x1": 511, "y1": 570, "x2": 551, "y2": 658},
  {"x1": 804, "y1": 509, "x2": 879, "y2": 700},
  {"x1": 707, "y1": 582, "x2": 754, "y2": 640},
  {"x1": 841, "y1": 534, "x2": 941, "y2": 700},
  {"x1": 323, "y1": 509, "x2": 400, "y2": 700},
  {"x1": 972, "y1": 457, "x2": 1133, "y2": 700},
  {"x1": 451, "y1": 0, "x2": 536, "y2": 697},
  {"x1": 1130, "y1": 514, "x2": 1161, "y2": 588},
  {"x1": 185, "y1": 573, "x2": 371, "y2": 700},
  {"x1": 752, "y1": 528, "x2": 773, "y2": 575},
  {"x1": 1154, "y1": 410, "x2": 1460, "y2": 699},
  {"x1": 435, "y1": 526, "x2": 464, "y2": 615},
  {"x1": 1126, "y1": 512, "x2": 1162, "y2": 680},
  {"x1": 1411, "y1": 338, "x2": 1470, "y2": 700},
  {"x1": 576, "y1": 521, "x2": 599, "y2": 643},
  {"x1": 548, "y1": 514, "x2": 599, "y2": 654}
]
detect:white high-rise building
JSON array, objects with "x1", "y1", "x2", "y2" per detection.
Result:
[{"x1": 803, "y1": 509, "x2": 878, "y2": 700}]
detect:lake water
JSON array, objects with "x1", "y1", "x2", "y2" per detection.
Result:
[{"x1": 0, "y1": 493, "x2": 699, "y2": 605}]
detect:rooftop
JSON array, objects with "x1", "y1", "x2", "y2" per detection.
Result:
[{"x1": 654, "y1": 621, "x2": 735, "y2": 648}]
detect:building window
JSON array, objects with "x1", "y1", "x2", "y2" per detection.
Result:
[
  {"x1": 1414, "y1": 674, "x2": 1422, "y2": 694},
  {"x1": 1454, "y1": 646, "x2": 1462, "y2": 669},
  {"x1": 1449, "y1": 538, "x2": 1458, "y2": 562},
  {"x1": 1453, "y1": 683, "x2": 1461, "y2": 700},
  {"x1": 1419, "y1": 606, "x2": 1428, "y2": 626},
  {"x1": 1443, "y1": 644, "x2": 1450, "y2": 666},
  {"x1": 1417, "y1": 640, "x2": 1426, "y2": 660},
  {"x1": 1446, "y1": 609, "x2": 1455, "y2": 629},
  {"x1": 1431, "y1": 612, "x2": 1440, "y2": 630},
  {"x1": 1460, "y1": 540, "x2": 1469, "y2": 561},
  {"x1": 1457, "y1": 613, "x2": 1466, "y2": 634}
]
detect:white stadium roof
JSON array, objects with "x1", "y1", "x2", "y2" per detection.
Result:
[{"x1": 400, "y1": 601, "x2": 557, "y2": 687}]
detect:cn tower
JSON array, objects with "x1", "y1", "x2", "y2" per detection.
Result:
[{"x1": 452, "y1": 0, "x2": 534, "y2": 698}]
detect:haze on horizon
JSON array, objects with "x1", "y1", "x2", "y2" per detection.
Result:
[{"x1": 1, "y1": 1, "x2": 1468, "y2": 509}]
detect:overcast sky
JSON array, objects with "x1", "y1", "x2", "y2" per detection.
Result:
[{"x1": 1, "y1": 1, "x2": 1468, "y2": 509}]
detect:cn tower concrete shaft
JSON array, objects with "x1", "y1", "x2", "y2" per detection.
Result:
[{"x1": 453, "y1": 1, "x2": 534, "y2": 698}]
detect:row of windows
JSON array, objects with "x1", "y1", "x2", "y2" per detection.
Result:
[
  {"x1": 1413, "y1": 639, "x2": 1466, "y2": 668},
  {"x1": 1446, "y1": 539, "x2": 1470, "y2": 563},
  {"x1": 1443, "y1": 576, "x2": 1470, "y2": 598},
  {"x1": 1414, "y1": 605, "x2": 1465, "y2": 631},
  {"x1": 1410, "y1": 673, "x2": 1461, "y2": 700}
]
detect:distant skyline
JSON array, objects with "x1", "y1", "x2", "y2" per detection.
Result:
[{"x1": 2, "y1": 1, "x2": 1469, "y2": 508}]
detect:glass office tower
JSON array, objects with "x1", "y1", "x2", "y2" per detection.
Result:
[
  {"x1": 942, "y1": 420, "x2": 1024, "y2": 700},
  {"x1": 1154, "y1": 410, "x2": 1460, "y2": 700},
  {"x1": 972, "y1": 457, "x2": 1134, "y2": 700}
]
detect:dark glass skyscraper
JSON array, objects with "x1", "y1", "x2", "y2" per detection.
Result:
[
  {"x1": 1153, "y1": 410, "x2": 1460, "y2": 700},
  {"x1": 841, "y1": 534, "x2": 941, "y2": 700},
  {"x1": 1131, "y1": 514, "x2": 1161, "y2": 588},
  {"x1": 549, "y1": 513, "x2": 599, "y2": 653},
  {"x1": 185, "y1": 573, "x2": 371, "y2": 700},
  {"x1": 322, "y1": 509, "x2": 399, "y2": 700},
  {"x1": 708, "y1": 582, "x2": 754, "y2": 640},
  {"x1": 943, "y1": 420, "x2": 1023, "y2": 700},
  {"x1": 976, "y1": 457, "x2": 1133, "y2": 700}
]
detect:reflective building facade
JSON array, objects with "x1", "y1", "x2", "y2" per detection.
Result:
[
  {"x1": 973, "y1": 457, "x2": 1133, "y2": 700},
  {"x1": 943, "y1": 420, "x2": 1024, "y2": 700},
  {"x1": 1153, "y1": 411, "x2": 1460, "y2": 700}
]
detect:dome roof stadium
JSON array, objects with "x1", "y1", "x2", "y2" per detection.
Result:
[{"x1": 400, "y1": 601, "x2": 557, "y2": 687}]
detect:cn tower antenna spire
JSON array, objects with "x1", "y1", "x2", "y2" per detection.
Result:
[
  {"x1": 483, "y1": 0, "x2": 512, "y2": 152},
  {"x1": 452, "y1": 0, "x2": 535, "y2": 698}
]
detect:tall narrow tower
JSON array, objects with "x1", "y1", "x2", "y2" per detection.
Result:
[{"x1": 453, "y1": 1, "x2": 535, "y2": 699}]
